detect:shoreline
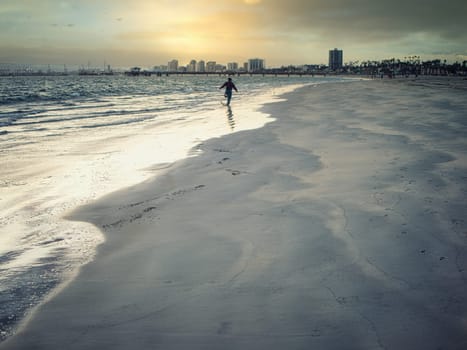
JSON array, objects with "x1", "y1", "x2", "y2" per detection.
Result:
[
  {"x1": 2, "y1": 78, "x2": 467, "y2": 349},
  {"x1": 0, "y1": 79, "x2": 306, "y2": 343}
]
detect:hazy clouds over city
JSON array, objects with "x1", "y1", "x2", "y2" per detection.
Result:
[{"x1": 1, "y1": 0, "x2": 466, "y2": 67}]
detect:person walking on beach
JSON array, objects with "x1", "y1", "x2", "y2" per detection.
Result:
[{"x1": 219, "y1": 77, "x2": 238, "y2": 106}]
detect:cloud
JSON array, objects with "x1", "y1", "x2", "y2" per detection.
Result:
[
  {"x1": 1, "y1": 0, "x2": 466, "y2": 65},
  {"x1": 260, "y1": 0, "x2": 467, "y2": 42}
]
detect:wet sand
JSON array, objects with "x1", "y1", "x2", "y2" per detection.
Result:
[{"x1": 2, "y1": 77, "x2": 467, "y2": 349}]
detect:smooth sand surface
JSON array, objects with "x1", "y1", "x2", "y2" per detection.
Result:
[{"x1": 2, "y1": 78, "x2": 467, "y2": 349}]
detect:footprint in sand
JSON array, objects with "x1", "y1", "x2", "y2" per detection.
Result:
[{"x1": 217, "y1": 321, "x2": 232, "y2": 335}]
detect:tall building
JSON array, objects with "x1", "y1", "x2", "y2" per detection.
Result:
[
  {"x1": 248, "y1": 58, "x2": 265, "y2": 72},
  {"x1": 206, "y1": 61, "x2": 217, "y2": 72},
  {"x1": 187, "y1": 60, "x2": 197, "y2": 72},
  {"x1": 227, "y1": 62, "x2": 239, "y2": 71},
  {"x1": 329, "y1": 48, "x2": 343, "y2": 71},
  {"x1": 196, "y1": 60, "x2": 205, "y2": 72},
  {"x1": 168, "y1": 59, "x2": 178, "y2": 72}
]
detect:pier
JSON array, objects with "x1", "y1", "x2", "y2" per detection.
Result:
[{"x1": 123, "y1": 70, "x2": 327, "y2": 77}]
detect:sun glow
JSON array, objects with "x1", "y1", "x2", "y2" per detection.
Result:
[{"x1": 1, "y1": 0, "x2": 465, "y2": 67}]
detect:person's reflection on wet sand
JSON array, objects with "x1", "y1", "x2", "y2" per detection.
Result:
[{"x1": 226, "y1": 105, "x2": 235, "y2": 130}]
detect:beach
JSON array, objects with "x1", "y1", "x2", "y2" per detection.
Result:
[
  {"x1": 0, "y1": 74, "x2": 306, "y2": 339},
  {"x1": 2, "y1": 77, "x2": 467, "y2": 349}
]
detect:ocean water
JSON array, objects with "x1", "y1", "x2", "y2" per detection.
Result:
[{"x1": 0, "y1": 74, "x2": 346, "y2": 340}]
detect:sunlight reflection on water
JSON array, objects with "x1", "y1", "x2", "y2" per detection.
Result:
[{"x1": 0, "y1": 74, "x2": 345, "y2": 340}]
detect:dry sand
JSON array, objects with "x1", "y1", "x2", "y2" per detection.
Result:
[{"x1": 2, "y1": 77, "x2": 467, "y2": 349}]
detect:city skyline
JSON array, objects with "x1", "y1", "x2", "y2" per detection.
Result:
[
  {"x1": 3, "y1": 51, "x2": 465, "y2": 76},
  {"x1": 1, "y1": 0, "x2": 466, "y2": 67}
]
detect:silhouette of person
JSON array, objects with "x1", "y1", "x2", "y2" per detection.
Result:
[{"x1": 219, "y1": 77, "x2": 238, "y2": 106}]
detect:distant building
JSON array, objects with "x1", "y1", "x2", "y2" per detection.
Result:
[
  {"x1": 329, "y1": 48, "x2": 343, "y2": 71},
  {"x1": 153, "y1": 65, "x2": 167, "y2": 72},
  {"x1": 227, "y1": 62, "x2": 239, "y2": 71},
  {"x1": 216, "y1": 64, "x2": 226, "y2": 72},
  {"x1": 168, "y1": 59, "x2": 178, "y2": 72},
  {"x1": 187, "y1": 60, "x2": 197, "y2": 72},
  {"x1": 197, "y1": 60, "x2": 205, "y2": 72},
  {"x1": 248, "y1": 58, "x2": 265, "y2": 72},
  {"x1": 206, "y1": 61, "x2": 217, "y2": 72}
]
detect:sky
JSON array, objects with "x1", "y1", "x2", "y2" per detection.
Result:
[{"x1": 1, "y1": 0, "x2": 466, "y2": 68}]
